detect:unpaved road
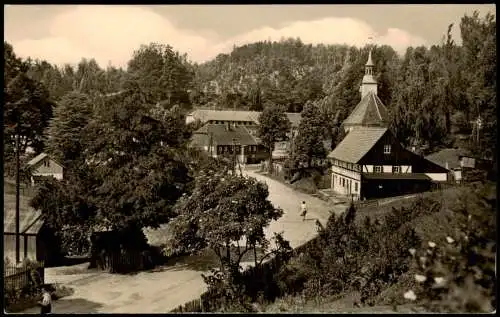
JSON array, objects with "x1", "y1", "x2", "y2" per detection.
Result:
[{"x1": 20, "y1": 169, "x2": 346, "y2": 314}]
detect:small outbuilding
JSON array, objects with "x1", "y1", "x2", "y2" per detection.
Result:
[{"x1": 3, "y1": 194, "x2": 59, "y2": 264}]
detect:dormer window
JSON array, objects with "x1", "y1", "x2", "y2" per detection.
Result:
[{"x1": 384, "y1": 144, "x2": 391, "y2": 154}]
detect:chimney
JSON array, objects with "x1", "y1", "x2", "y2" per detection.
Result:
[{"x1": 445, "y1": 161, "x2": 449, "y2": 170}]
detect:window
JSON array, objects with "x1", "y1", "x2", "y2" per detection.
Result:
[
  {"x1": 43, "y1": 160, "x2": 50, "y2": 167},
  {"x1": 384, "y1": 144, "x2": 391, "y2": 154},
  {"x1": 392, "y1": 166, "x2": 401, "y2": 173},
  {"x1": 342, "y1": 178, "x2": 345, "y2": 187},
  {"x1": 374, "y1": 166, "x2": 383, "y2": 173},
  {"x1": 355, "y1": 182, "x2": 358, "y2": 192}
]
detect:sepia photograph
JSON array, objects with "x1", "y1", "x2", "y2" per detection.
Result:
[{"x1": 3, "y1": 4, "x2": 496, "y2": 314}]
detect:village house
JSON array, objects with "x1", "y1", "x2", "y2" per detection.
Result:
[
  {"x1": 190, "y1": 122, "x2": 268, "y2": 164},
  {"x1": 425, "y1": 148, "x2": 470, "y2": 183},
  {"x1": 26, "y1": 153, "x2": 64, "y2": 185},
  {"x1": 327, "y1": 51, "x2": 448, "y2": 201},
  {"x1": 426, "y1": 148, "x2": 495, "y2": 183},
  {"x1": 187, "y1": 109, "x2": 302, "y2": 161}
]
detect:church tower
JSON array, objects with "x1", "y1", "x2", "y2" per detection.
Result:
[
  {"x1": 359, "y1": 50, "x2": 377, "y2": 98},
  {"x1": 342, "y1": 49, "x2": 389, "y2": 133}
]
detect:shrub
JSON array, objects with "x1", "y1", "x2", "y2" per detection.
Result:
[
  {"x1": 405, "y1": 183, "x2": 496, "y2": 313},
  {"x1": 4, "y1": 259, "x2": 44, "y2": 312}
]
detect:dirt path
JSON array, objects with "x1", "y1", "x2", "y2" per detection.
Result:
[
  {"x1": 245, "y1": 170, "x2": 347, "y2": 248},
  {"x1": 20, "y1": 168, "x2": 344, "y2": 314}
]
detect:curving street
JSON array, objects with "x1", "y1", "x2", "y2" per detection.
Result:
[{"x1": 19, "y1": 169, "x2": 345, "y2": 314}]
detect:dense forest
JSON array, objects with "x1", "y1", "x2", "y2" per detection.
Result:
[{"x1": 4, "y1": 11, "x2": 496, "y2": 172}]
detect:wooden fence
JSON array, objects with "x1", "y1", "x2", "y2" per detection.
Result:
[
  {"x1": 93, "y1": 249, "x2": 154, "y2": 274},
  {"x1": 4, "y1": 261, "x2": 45, "y2": 291}
]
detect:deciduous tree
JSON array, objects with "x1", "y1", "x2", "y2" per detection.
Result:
[
  {"x1": 293, "y1": 102, "x2": 327, "y2": 167},
  {"x1": 257, "y1": 104, "x2": 291, "y2": 171}
]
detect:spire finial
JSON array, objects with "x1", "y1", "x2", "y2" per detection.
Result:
[
  {"x1": 366, "y1": 50, "x2": 374, "y2": 66},
  {"x1": 366, "y1": 36, "x2": 374, "y2": 66}
]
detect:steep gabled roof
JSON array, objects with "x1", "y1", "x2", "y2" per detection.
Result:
[
  {"x1": 27, "y1": 153, "x2": 49, "y2": 166},
  {"x1": 26, "y1": 153, "x2": 64, "y2": 169},
  {"x1": 327, "y1": 127, "x2": 388, "y2": 163},
  {"x1": 425, "y1": 148, "x2": 470, "y2": 170},
  {"x1": 4, "y1": 194, "x2": 44, "y2": 234},
  {"x1": 342, "y1": 91, "x2": 390, "y2": 128}
]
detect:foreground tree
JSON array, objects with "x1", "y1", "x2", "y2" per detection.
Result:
[
  {"x1": 82, "y1": 86, "x2": 192, "y2": 233},
  {"x1": 32, "y1": 85, "x2": 193, "y2": 263},
  {"x1": 170, "y1": 169, "x2": 288, "y2": 310},
  {"x1": 257, "y1": 104, "x2": 291, "y2": 172}
]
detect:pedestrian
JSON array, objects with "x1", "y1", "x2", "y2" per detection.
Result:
[
  {"x1": 38, "y1": 286, "x2": 52, "y2": 314},
  {"x1": 300, "y1": 201, "x2": 307, "y2": 221}
]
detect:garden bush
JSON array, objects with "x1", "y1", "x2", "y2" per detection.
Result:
[{"x1": 402, "y1": 182, "x2": 496, "y2": 313}]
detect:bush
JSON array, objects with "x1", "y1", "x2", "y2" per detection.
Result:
[
  {"x1": 4, "y1": 259, "x2": 45, "y2": 312},
  {"x1": 275, "y1": 255, "x2": 313, "y2": 296},
  {"x1": 273, "y1": 197, "x2": 430, "y2": 307},
  {"x1": 201, "y1": 268, "x2": 256, "y2": 312},
  {"x1": 404, "y1": 183, "x2": 496, "y2": 313}
]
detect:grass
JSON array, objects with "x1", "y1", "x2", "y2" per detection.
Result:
[
  {"x1": 354, "y1": 186, "x2": 463, "y2": 225},
  {"x1": 257, "y1": 169, "x2": 318, "y2": 195}
]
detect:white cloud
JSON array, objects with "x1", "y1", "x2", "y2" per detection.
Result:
[{"x1": 7, "y1": 5, "x2": 427, "y2": 68}]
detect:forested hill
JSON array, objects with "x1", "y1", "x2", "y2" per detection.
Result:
[
  {"x1": 193, "y1": 12, "x2": 496, "y2": 158},
  {"x1": 4, "y1": 11, "x2": 496, "y2": 163},
  {"x1": 194, "y1": 39, "x2": 397, "y2": 116}
]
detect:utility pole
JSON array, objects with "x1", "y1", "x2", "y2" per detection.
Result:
[
  {"x1": 209, "y1": 132, "x2": 213, "y2": 157},
  {"x1": 232, "y1": 138, "x2": 237, "y2": 175},
  {"x1": 15, "y1": 125, "x2": 20, "y2": 264},
  {"x1": 476, "y1": 116, "x2": 482, "y2": 144}
]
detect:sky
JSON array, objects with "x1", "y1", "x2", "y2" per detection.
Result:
[{"x1": 4, "y1": 4, "x2": 496, "y2": 68}]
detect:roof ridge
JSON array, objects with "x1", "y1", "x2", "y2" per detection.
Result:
[
  {"x1": 372, "y1": 92, "x2": 383, "y2": 121},
  {"x1": 21, "y1": 212, "x2": 43, "y2": 234}
]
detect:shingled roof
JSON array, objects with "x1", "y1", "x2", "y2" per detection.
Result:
[
  {"x1": 4, "y1": 194, "x2": 44, "y2": 234},
  {"x1": 191, "y1": 124, "x2": 259, "y2": 147},
  {"x1": 26, "y1": 153, "x2": 49, "y2": 167},
  {"x1": 190, "y1": 110, "x2": 260, "y2": 123},
  {"x1": 342, "y1": 91, "x2": 390, "y2": 129},
  {"x1": 425, "y1": 148, "x2": 470, "y2": 170},
  {"x1": 327, "y1": 127, "x2": 388, "y2": 163},
  {"x1": 189, "y1": 109, "x2": 302, "y2": 128}
]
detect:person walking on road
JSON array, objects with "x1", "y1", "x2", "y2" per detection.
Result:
[
  {"x1": 39, "y1": 286, "x2": 52, "y2": 314},
  {"x1": 300, "y1": 201, "x2": 307, "y2": 221}
]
